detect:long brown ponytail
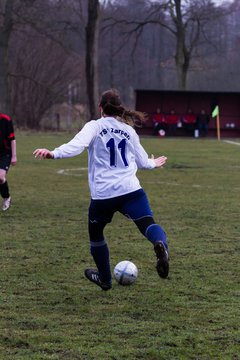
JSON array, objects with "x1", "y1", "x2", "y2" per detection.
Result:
[{"x1": 99, "y1": 89, "x2": 146, "y2": 127}]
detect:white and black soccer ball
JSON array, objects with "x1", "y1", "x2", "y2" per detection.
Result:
[{"x1": 114, "y1": 260, "x2": 138, "y2": 285}]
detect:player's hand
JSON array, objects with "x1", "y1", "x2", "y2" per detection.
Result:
[
  {"x1": 33, "y1": 148, "x2": 54, "y2": 159},
  {"x1": 151, "y1": 154, "x2": 167, "y2": 168}
]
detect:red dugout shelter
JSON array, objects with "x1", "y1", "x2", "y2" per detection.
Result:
[{"x1": 135, "y1": 90, "x2": 240, "y2": 137}]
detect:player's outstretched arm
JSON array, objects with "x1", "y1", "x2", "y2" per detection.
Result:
[
  {"x1": 151, "y1": 155, "x2": 167, "y2": 168},
  {"x1": 33, "y1": 148, "x2": 54, "y2": 159}
]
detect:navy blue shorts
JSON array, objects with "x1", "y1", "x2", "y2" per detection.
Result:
[
  {"x1": 0, "y1": 153, "x2": 11, "y2": 172},
  {"x1": 89, "y1": 189, "x2": 153, "y2": 224}
]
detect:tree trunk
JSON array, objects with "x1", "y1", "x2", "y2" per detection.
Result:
[
  {"x1": 173, "y1": 0, "x2": 188, "y2": 90},
  {"x1": 175, "y1": 48, "x2": 190, "y2": 90},
  {"x1": 86, "y1": 0, "x2": 100, "y2": 120},
  {"x1": 0, "y1": 0, "x2": 14, "y2": 114}
]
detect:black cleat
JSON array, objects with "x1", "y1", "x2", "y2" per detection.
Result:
[
  {"x1": 84, "y1": 269, "x2": 112, "y2": 291},
  {"x1": 154, "y1": 241, "x2": 169, "y2": 279}
]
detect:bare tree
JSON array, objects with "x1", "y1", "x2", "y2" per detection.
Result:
[
  {"x1": 105, "y1": 0, "x2": 226, "y2": 90},
  {"x1": 1, "y1": 0, "x2": 101, "y2": 124},
  {"x1": 10, "y1": 29, "x2": 83, "y2": 128},
  {"x1": 1, "y1": 0, "x2": 86, "y2": 127}
]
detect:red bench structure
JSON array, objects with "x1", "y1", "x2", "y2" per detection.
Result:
[{"x1": 135, "y1": 90, "x2": 240, "y2": 138}]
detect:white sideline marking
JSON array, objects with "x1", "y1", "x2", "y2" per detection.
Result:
[
  {"x1": 57, "y1": 167, "x2": 88, "y2": 177},
  {"x1": 224, "y1": 140, "x2": 240, "y2": 146}
]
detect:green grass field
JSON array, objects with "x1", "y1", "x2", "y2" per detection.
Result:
[{"x1": 1, "y1": 133, "x2": 240, "y2": 360}]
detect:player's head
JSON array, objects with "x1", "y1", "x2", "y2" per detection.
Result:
[
  {"x1": 99, "y1": 88, "x2": 122, "y2": 118},
  {"x1": 99, "y1": 89, "x2": 145, "y2": 126}
]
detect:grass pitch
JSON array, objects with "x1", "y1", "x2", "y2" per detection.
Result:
[{"x1": 1, "y1": 134, "x2": 240, "y2": 360}]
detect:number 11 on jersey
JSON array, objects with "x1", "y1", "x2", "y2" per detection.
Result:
[{"x1": 106, "y1": 138, "x2": 128, "y2": 167}]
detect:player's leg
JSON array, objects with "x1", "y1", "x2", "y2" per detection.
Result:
[
  {"x1": 0, "y1": 161, "x2": 11, "y2": 211},
  {"x1": 134, "y1": 216, "x2": 169, "y2": 278},
  {"x1": 86, "y1": 221, "x2": 112, "y2": 290},
  {"x1": 85, "y1": 199, "x2": 115, "y2": 290},
  {"x1": 120, "y1": 189, "x2": 169, "y2": 278},
  {"x1": 134, "y1": 216, "x2": 168, "y2": 251},
  {"x1": 120, "y1": 189, "x2": 168, "y2": 249}
]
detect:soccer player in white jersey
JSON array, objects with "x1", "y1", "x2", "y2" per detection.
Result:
[{"x1": 33, "y1": 89, "x2": 169, "y2": 290}]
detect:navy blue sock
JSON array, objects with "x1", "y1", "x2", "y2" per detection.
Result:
[
  {"x1": 145, "y1": 224, "x2": 168, "y2": 251},
  {"x1": 90, "y1": 239, "x2": 112, "y2": 284}
]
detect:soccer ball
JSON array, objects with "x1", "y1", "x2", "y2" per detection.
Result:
[{"x1": 114, "y1": 260, "x2": 138, "y2": 285}]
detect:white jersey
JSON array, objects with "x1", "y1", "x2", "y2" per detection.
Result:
[{"x1": 52, "y1": 117, "x2": 155, "y2": 199}]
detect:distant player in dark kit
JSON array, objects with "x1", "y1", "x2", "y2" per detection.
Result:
[
  {"x1": 33, "y1": 89, "x2": 169, "y2": 290},
  {"x1": 197, "y1": 109, "x2": 210, "y2": 137},
  {"x1": 0, "y1": 113, "x2": 17, "y2": 211}
]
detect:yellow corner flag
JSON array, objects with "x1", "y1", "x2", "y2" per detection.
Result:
[
  {"x1": 212, "y1": 105, "x2": 219, "y2": 118},
  {"x1": 212, "y1": 105, "x2": 220, "y2": 140}
]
